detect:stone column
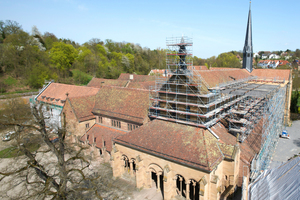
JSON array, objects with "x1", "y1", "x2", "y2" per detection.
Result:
[
  {"x1": 179, "y1": 176, "x2": 183, "y2": 196},
  {"x1": 192, "y1": 181, "x2": 196, "y2": 199},
  {"x1": 186, "y1": 180, "x2": 190, "y2": 200},
  {"x1": 157, "y1": 172, "x2": 162, "y2": 191},
  {"x1": 129, "y1": 160, "x2": 134, "y2": 176}
]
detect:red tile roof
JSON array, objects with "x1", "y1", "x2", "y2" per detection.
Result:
[
  {"x1": 82, "y1": 124, "x2": 126, "y2": 152},
  {"x1": 196, "y1": 69, "x2": 251, "y2": 88},
  {"x1": 188, "y1": 66, "x2": 208, "y2": 70},
  {"x1": 92, "y1": 87, "x2": 150, "y2": 124},
  {"x1": 118, "y1": 73, "x2": 156, "y2": 82},
  {"x1": 126, "y1": 81, "x2": 156, "y2": 90},
  {"x1": 115, "y1": 120, "x2": 235, "y2": 171},
  {"x1": 87, "y1": 77, "x2": 129, "y2": 88},
  {"x1": 251, "y1": 69, "x2": 291, "y2": 81},
  {"x1": 36, "y1": 83, "x2": 100, "y2": 107},
  {"x1": 67, "y1": 95, "x2": 96, "y2": 122}
]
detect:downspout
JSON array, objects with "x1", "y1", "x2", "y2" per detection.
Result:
[{"x1": 34, "y1": 80, "x2": 54, "y2": 101}]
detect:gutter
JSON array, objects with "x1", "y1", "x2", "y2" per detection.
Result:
[
  {"x1": 34, "y1": 80, "x2": 54, "y2": 101},
  {"x1": 207, "y1": 127, "x2": 219, "y2": 140}
]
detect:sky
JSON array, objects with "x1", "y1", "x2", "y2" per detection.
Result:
[{"x1": 1, "y1": 0, "x2": 300, "y2": 58}]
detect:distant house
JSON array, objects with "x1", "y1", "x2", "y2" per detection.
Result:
[
  {"x1": 257, "y1": 60, "x2": 289, "y2": 69},
  {"x1": 269, "y1": 54, "x2": 280, "y2": 59},
  {"x1": 278, "y1": 60, "x2": 290, "y2": 67},
  {"x1": 257, "y1": 60, "x2": 271, "y2": 68},
  {"x1": 268, "y1": 60, "x2": 279, "y2": 68},
  {"x1": 253, "y1": 52, "x2": 260, "y2": 58}
]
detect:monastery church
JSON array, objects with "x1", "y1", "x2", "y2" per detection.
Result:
[{"x1": 34, "y1": 3, "x2": 292, "y2": 200}]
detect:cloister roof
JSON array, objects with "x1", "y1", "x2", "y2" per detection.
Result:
[
  {"x1": 114, "y1": 120, "x2": 235, "y2": 172},
  {"x1": 82, "y1": 124, "x2": 126, "y2": 152}
]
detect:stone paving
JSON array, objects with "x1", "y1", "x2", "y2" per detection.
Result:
[{"x1": 269, "y1": 120, "x2": 300, "y2": 168}]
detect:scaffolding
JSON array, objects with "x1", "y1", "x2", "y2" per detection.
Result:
[
  {"x1": 149, "y1": 36, "x2": 288, "y2": 180},
  {"x1": 250, "y1": 85, "x2": 286, "y2": 179},
  {"x1": 149, "y1": 36, "x2": 246, "y2": 128}
]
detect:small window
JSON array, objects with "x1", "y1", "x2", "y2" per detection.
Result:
[
  {"x1": 104, "y1": 141, "x2": 106, "y2": 147},
  {"x1": 87, "y1": 135, "x2": 89, "y2": 140},
  {"x1": 98, "y1": 116, "x2": 102, "y2": 123},
  {"x1": 128, "y1": 124, "x2": 133, "y2": 131},
  {"x1": 112, "y1": 120, "x2": 121, "y2": 128},
  {"x1": 86, "y1": 123, "x2": 89, "y2": 128},
  {"x1": 94, "y1": 137, "x2": 96, "y2": 142}
]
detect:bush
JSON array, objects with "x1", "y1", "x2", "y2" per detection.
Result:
[
  {"x1": 72, "y1": 69, "x2": 93, "y2": 85},
  {"x1": 0, "y1": 82, "x2": 7, "y2": 93}
]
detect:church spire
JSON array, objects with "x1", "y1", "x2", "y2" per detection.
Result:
[{"x1": 243, "y1": 1, "x2": 253, "y2": 73}]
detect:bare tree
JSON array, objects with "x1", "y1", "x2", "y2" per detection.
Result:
[{"x1": 0, "y1": 99, "x2": 102, "y2": 199}]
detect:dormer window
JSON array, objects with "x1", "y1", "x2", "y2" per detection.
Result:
[{"x1": 41, "y1": 96, "x2": 46, "y2": 99}]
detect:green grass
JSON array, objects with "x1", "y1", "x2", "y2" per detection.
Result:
[
  {"x1": 4, "y1": 76, "x2": 17, "y2": 86},
  {"x1": 0, "y1": 143, "x2": 40, "y2": 158},
  {"x1": 0, "y1": 89, "x2": 38, "y2": 96}
]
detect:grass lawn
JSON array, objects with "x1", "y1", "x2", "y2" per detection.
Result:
[{"x1": 0, "y1": 143, "x2": 40, "y2": 158}]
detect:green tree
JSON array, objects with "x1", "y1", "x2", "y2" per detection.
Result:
[
  {"x1": 290, "y1": 90, "x2": 299, "y2": 113},
  {"x1": 214, "y1": 52, "x2": 241, "y2": 68},
  {"x1": 0, "y1": 20, "x2": 22, "y2": 43},
  {"x1": 49, "y1": 42, "x2": 77, "y2": 77},
  {"x1": 43, "y1": 32, "x2": 58, "y2": 50}
]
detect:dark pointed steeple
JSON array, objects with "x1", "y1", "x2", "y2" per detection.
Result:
[{"x1": 243, "y1": 1, "x2": 253, "y2": 73}]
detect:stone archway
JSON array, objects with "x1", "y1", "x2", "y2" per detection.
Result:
[
  {"x1": 188, "y1": 179, "x2": 200, "y2": 200},
  {"x1": 175, "y1": 174, "x2": 186, "y2": 198},
  {"x1": 121, "y1": 155, "x2": 130, "y2": 174},
  {"x1": 148, "y1": 164, "x2": 164, "y2": 197},
  {"x1": 175, "y1": 176, "x2": 202, "y2": 200}
]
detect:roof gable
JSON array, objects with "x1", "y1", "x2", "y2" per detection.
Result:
[{"x1": 67, "y1": 95, "x2": 96, "y2": 122}]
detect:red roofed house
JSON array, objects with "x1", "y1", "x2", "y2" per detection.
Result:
[{"x1": 35, "y1": 82, "x2": 100, "y2": 129}]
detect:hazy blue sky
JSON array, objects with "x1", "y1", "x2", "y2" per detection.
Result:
[{"x1": 1, "y1": 0, "x2": 299, "y2": 58}]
